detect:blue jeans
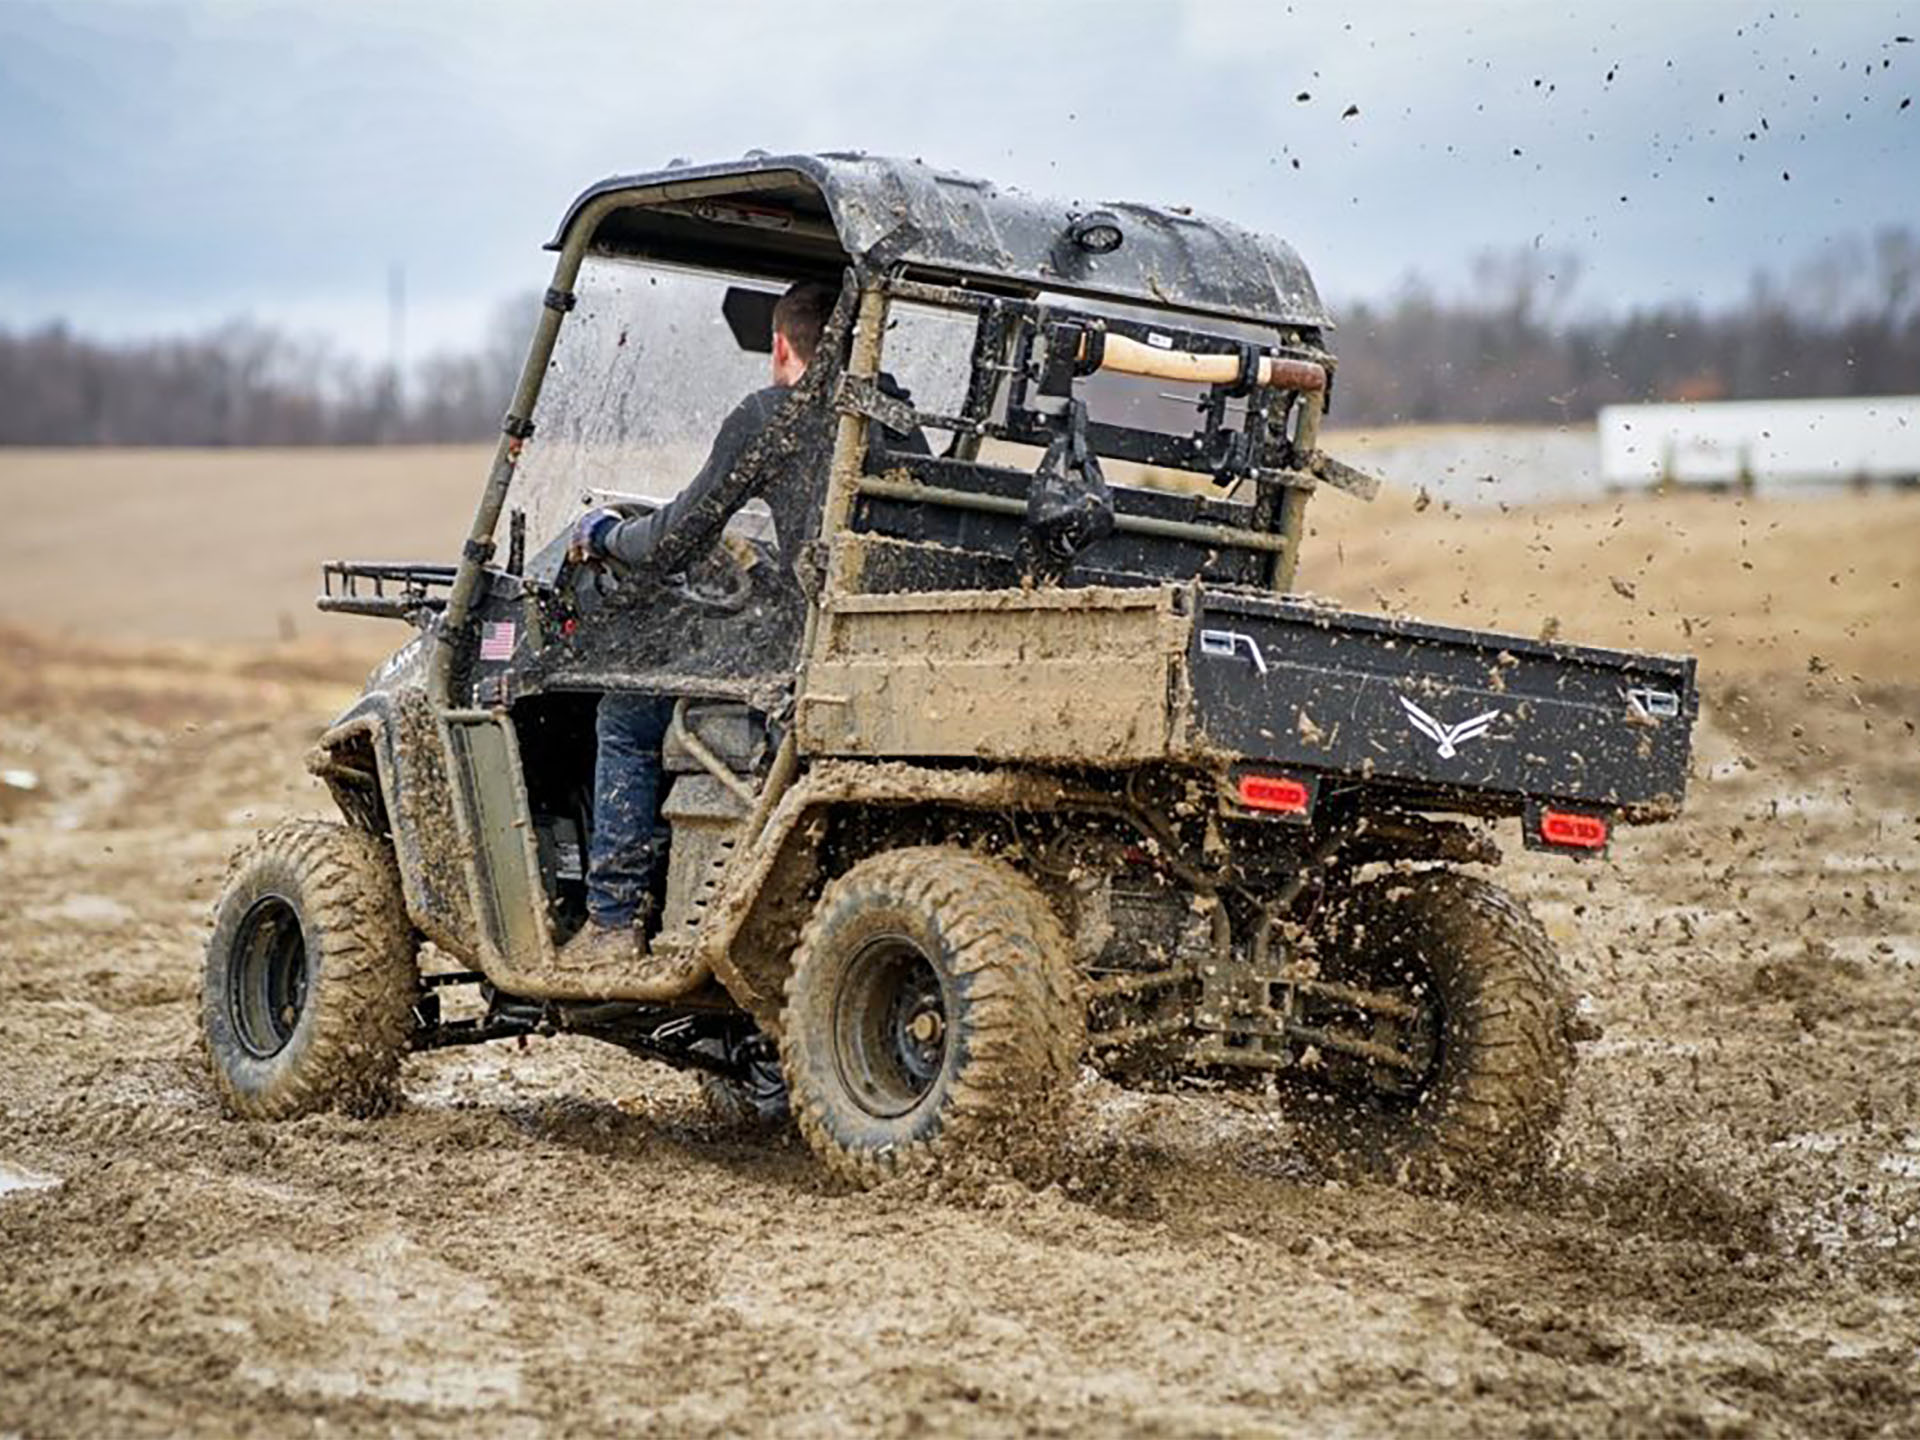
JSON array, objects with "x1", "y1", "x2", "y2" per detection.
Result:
[{"x1": 587, "y1": 693, "x2": 674, "y2": 928}]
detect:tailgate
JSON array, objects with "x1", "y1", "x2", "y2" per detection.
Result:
[{"x1": 1189, "y1": 591, "x2": 1697, "y2": 817}]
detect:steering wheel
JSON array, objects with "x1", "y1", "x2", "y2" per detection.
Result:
[
  {"x1": 667, "y1": 539, "x2": 757, "y2": 614},
  {"x1": 564, "y1": 538, "x2": 758, "y2": 616}
]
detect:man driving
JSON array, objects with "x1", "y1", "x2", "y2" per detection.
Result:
[{"x1": 558, "y1": 279, "x2": 924, "y2": 974}]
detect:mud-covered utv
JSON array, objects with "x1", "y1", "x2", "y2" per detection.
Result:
[{"x1": 202, "y1": 152, "x2": 1696, "y2": 1188}]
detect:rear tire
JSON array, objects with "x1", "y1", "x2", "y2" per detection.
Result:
[
  {"x1": 201, "y1": 819, "x2": 417, "y2": 1119},
  {"x1": 780, "y1": 846, "x2": 1082, "y2": 1187},
  {"x1": 1286, "y1": 869, "x2": 1574, "y2": 1189}
]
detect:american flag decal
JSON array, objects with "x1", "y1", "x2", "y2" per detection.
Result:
[{"x1": 478, "y1": 621, "x2": 516, "y2": 662}]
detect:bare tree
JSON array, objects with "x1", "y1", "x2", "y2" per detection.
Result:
[{"x1": 3, "y1": 232, "x2": 1917, "y2": 444}]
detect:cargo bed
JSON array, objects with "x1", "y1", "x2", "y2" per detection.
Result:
[{"x1": 1189, "y1": 590, "x2": 1697, "y2": 819}]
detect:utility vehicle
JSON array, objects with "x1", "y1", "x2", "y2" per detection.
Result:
[{"x1": 202, "y1": 153, "x2": 1697, "y2": 1187}]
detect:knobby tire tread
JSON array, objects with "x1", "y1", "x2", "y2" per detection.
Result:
[
  {"x1": 781, "y1": 846, "x2": 1082, "y2": 1188},
  {"x1": 1295, "y1": 869, "x2": 1575, "y2": 1190},
  {"x1": 202, "y1": 819, "x2": 417, "y2": 1120}
]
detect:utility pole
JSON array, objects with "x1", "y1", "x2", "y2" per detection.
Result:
[{"x1": 388, "y1": 261, "x2": 407, "y2": 438}]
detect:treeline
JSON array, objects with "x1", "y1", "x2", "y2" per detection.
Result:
[
  {"x1": 0, "y1": 302, "x2": 531, "y2": 446},
  {"x1": 3, "y1": 229, "x2": 1918, "y2": 444},
  {"x1": 1331, "y1": 227, "x2": 1920, "y2": 425}
]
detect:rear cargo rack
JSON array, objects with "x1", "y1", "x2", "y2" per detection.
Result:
[{"x1": 318, "y1": 561, "x2": 456, "y2": 621}]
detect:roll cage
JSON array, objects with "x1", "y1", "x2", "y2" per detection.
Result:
[{"x1": 427, "y1": 152, "x2": 1368, "y2": 708}]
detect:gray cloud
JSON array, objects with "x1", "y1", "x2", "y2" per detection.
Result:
[{"x1": 1, "y1": 0, "x2": 1913, "y2": 356}]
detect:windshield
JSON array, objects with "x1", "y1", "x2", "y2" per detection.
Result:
[{"x1": 503, "y1": 255, "x2": 780, "y2": 551}]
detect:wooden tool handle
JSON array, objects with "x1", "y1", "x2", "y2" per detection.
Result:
[{"x1": 1091, "y1": 333, "x2": 1326, "y2": 392}]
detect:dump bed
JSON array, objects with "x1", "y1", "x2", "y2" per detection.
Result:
[{"x1": 1189, "y1": 590, "x2": 1697, "y2": 819}]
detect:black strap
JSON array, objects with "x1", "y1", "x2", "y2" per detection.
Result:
[{"x1": 1229, "y1": 341, "x2": 1263, "y2": 396}]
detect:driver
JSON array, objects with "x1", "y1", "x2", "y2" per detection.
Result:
[{"x1": 557, "y1": 279, "x2": 925, "y2": 973}]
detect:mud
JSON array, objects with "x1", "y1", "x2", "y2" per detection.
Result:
[
  {"x1": 0, "y1": 626, "x2": 1913, "y2": 1436},
  {"x1": 4, "y1": 477, "x2": 1920, "y2": 1435}
]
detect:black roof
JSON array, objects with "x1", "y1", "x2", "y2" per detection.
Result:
[{"x1": 548, "y1": 151, "x2": 1331, "y2": 331}]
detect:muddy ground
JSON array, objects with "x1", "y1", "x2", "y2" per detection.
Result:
[{"x1": 2, "y1": 463, "x2": 1918, "y2": 1436}]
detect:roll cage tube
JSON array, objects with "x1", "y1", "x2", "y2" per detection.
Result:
[{"x1": 427, "y1": 208, "x2": 600, "y2": 708}]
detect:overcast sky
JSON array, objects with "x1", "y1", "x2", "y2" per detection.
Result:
[{"x1": 1, "y1": 0, "x2": 1914, "y2": 361}]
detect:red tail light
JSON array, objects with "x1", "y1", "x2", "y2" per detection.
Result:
[
  {"x1": 1236, "y1": 773, "x2": 1312, "y2": 815},
  {"x1": 1539, "y1": 808, "x2": 1609, "y2": 849}
]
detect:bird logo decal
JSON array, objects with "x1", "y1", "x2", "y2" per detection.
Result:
[{"x1": 1398, "y1": 695, "x2": 1502, "y2": 759}]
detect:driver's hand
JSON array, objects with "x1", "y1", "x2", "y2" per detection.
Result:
[{"x1": 568, "y1": 507, "x2": 621, "y2": 565}]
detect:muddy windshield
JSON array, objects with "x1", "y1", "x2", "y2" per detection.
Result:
[{"x1": 504, "y1": 256, "x2": 780, "y2": 552}]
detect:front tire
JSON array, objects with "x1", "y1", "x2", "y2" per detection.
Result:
[
  {"x1": 201, "y1": 819, "x2": 417, "y2": 1119},
  {"x1": 1286, "y1": 869, "x2": 1575, "y2": 1189},
  {"x1": 780, "y1": 847, "x2": 1082, "y2": 1187}
]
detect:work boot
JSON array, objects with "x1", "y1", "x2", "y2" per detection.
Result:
[
  {"x1": 547, "y1": 898, "x2": 702, "y2": 999},
  {"x1": 622, "y1": 933, "x2": 707, "y2": 993},
  {"x1": 554, "y1": 919, "x2": 640, "y2": 972}
]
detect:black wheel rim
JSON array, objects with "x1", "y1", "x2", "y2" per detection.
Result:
[
  {"x1": 228, "y1": 894, "x2": 309, "y2": 1059},
  {"x1": 831, "y1": 934, "x2": 949, "y2": 1119}
]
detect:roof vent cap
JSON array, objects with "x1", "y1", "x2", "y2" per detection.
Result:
[{"x1": 1067, "y1": 209, "x2": 1124, "y2": 255}]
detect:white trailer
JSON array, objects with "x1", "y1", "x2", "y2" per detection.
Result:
[{"x1": 1597, "y1": 396, "x2": 1920, "y2": 492}]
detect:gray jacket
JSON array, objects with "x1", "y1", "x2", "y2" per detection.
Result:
[{"x1": 601, "y1": 374, "x2": 928, "y2": 574}]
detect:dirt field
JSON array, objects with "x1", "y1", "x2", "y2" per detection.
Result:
[{"x1": 2, "y1": 446, "x2": 1918, "y2": 1436}]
